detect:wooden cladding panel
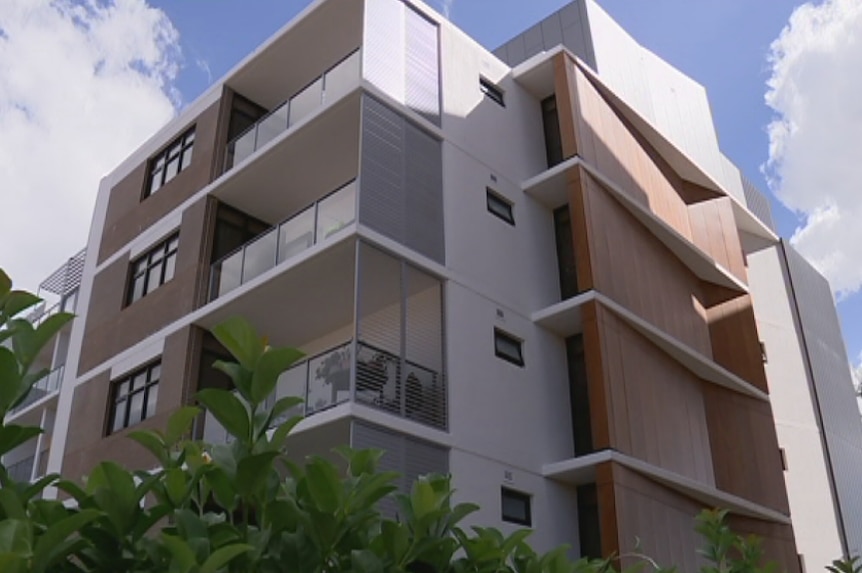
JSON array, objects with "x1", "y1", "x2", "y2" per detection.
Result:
[
  {"x1": 702, "y1": 383, "x2": 790, "y2": 513},
  {"x1": 706, "y1": 295, "x2": 769, "y2": 392},
  {"x1": 688, "y1": 198, "x2": 747, "y2": 284},
  {"x1": 553, "y1": 53, "x2": 580, "y2": 159},
  {"x1": 570, "y1": 66, "x2": 693, "y2": 243},
  {"x1": 590, "y1": 304, "x2": 715, "y2": 484},
  {"x1": 566, "y1": 168, "x2": 595, "y2": 292},
  {"x1": 63, "y1": 327, "x2": 194, "y2": 482},
  {"x1": 582, "y1": 302, "x2": 611, "y2": 450},
  {"x1": 727, "y1": 515, "x2": 800, "y2": 573},
  {"x1": 578, "y1": 168, "x2": 712, "y2": 356}
]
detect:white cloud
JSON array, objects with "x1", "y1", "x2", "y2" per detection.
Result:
[
  {"x1": 0, "y1": 0, "x2": 181, "y2": 294},
  {"x1": 764, "y1": 0, "x2": 862, "y2": 299}
]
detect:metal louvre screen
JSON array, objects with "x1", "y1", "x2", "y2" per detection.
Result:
[
  {"x1": 359, "y1": 95, "x2": 444, "y2": 263},
  {"x1": 356, "y1": 242, "x2": 447, "y2": 430},
  {"x1": 362, "y1": 0, "x2": 440, "y2": 124},
  {"x1": 351, "y1": 421, "x2": 449, "y2": 517},
  {"x1": 741, "y1": 175, "x2": 776, "y2": 232}
]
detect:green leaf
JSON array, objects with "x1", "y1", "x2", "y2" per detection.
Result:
[
  {"x1": 251, "y1": 347, "x2": 304, "y2": 404},
  {"x1": 270, "y1": 395, "x2": 304, "y2": 420},
  {"x1": 0, "y1": 348, "x2": 21, "y2": 413},
  {"x1": 212, "y1": 360, "x2": 253, "y2": 401},
  {"x1": 165, "y1": 468, "x2": 188, "y2": 506},
  {"x1": 30, "y1": 509, "x2": 101, "y2": 573},
  {"x1": 3, "y1": 291, "x2": 41, "y2": 321},
  {"x1": 305, "y1": 456, "x2": 343, "y2": 513},
  {"x1": 235, "y1": 451, "x2": 279, "y2": 497},
  {"x1": 127, "y1": 429, "x2": 167, "y2": 466},
  {"x1": 0, "y1": 269, "x2": 11, "y2": 300},
  {"x1": 352, "y1": 549, "x2": 385, "y2": 573},
  {"x1": 197, "y1": 389, "x2": 250, "y2": 442},
  {"x1": 0, "y1": 425, "x2": 42, "y2": 458},
  {"x1": 411, "y1": 478, "x2": 438, "y2": 520},
  {"x1": 211, "y1": 316, "x2": 264, "y2": 371},
  {"x1": 200, "y1": 543, "x2": 254, "y2": 573},
  {"x1": 0, "y1": 489, "x2": 25, "y2": 520},
  {"x1": 0, "y1": 519, "x2": 30, "y2": 554},
  {"x1": 161, "y1": 534, "x2": 197, "y2": 573},
  {"x1": 269, "y1": 415, "x2": 303, "y2": 451},
  {"x1": 166, "y1": 406, "x2": 201, "y2": 445},
  {"x1": 86, "y1": 462, "x2": 138, "y2": 535},
  {"x1": 12, "y1": 313, "x2": 73, "y2": 371}
]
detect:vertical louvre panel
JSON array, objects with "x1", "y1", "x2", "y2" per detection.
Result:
[
  {"x1": 741, "y1": 175, "x2": 776, "y2": 232},
  {"x1": 351, "y1": 422, "x2": 449, "y2": 517},
  {"x1": 404, "y1": 7, "x2": 440, "y2": 124},
  {"x1": 360, "y1": 95, "x2": 444, "y2": 264}
]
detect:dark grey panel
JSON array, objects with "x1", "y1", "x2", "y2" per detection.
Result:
[
  {"x1": 783, "y1": 241, "x2": 862, "y2": 554},
  {"x1": 352, "y1": 421, "x2": 449, "y2": 516},
  {"x1": 492, "y1": 1, "x2": 596, "y2": 70},
  {"x1": 741, "y1": 175, "x2": 776, "y2": 232},
  {"x1": 359, "y1": 95, "x2": 445, "y2": 263}
]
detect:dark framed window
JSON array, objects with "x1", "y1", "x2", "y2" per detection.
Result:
[
  {"x1": 494, "y1": 329, "x2": 524, "y2": 367},
  {"x1": 109, "y1": 362, "x2": 160, "y2": 434},
  {"x1": 542, "y1": 95, "x2": 563, "y2": 167},
  {"x1": 501, "y1": 488, "x2": 531, "y2": 526},
  {"x1": 480, "y1": 77, "x2": 505, "y2": 107},
  {"x1": 486, "y1": 189, "x2": 514, "y2": 225},
  {"x1": 127, "y1": 233, "x2": 179, "y2": 305},
  {"x1": 146, "y1": 128, "x2": 195, "y2": 197}
]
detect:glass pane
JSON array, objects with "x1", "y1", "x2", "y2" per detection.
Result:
[
  {"x1": 242, "y1": 229, "x2": 277, "y2": 283},
  {"x1": 145, "y1": 384, "x2": 159, "y2": 419},
  {"x1": 307, "y1": 344, "x2": 351, "y2": 413},
  {"x1": 216, "y1": 250, "x2": 243, "y2": 297},
  {"x1": 145, "y1": 266, "x2": 161, "y2": 295},
  {"x1": 149, "y1": 363, "x2": 161, "y2": 382},
  {"x1": 277, "y1": 207, "x2": 315, "y2": 263},
  {"x1": 112, "y1": 400, "x2": 127, "y2": 432},
  {"x1": 118, "y1": 380, "x2": 130, "y2": 397},
  {"x1": 316, "y1": 182, "x2": 356, "y2": 241},
  {"x1": 255, "y1": 103, "x2": 288, "y2": 149},
  {"x1": 163, "y1": 253, "x2": 177, "y2": 283},
  {"x1": 180, "y1": 145, "x2": 194, "y2": 171},
  {"x1": 288, "y1": 77, "x2": 323, "y2": 127},
  {"x1": 273, "y1": 363, "x2": 307, "y2": 425},
  {"x1": 165, "y1": 156, "x2": 180, "y2": 182},
  {"x1": 323, "y1": 51, "x2": 360, "y2": 104},
  {"x1": 129, "y1": 391, "x2": 144, "y2": 426},
  {"x1": 131, "y1": 372, "x2": 147, "y2": 390},
  {"x1": 130, "y1": 275, "x2": 145, "y2": 303},
  {"x1": 232, "y1": 128, "x2": 257, "y2": 166}
]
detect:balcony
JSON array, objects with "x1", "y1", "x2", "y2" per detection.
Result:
[
  {"x1": 210, "y1": 180, "x2": 356, "y2": 300},
  {"x1": 6, "y1": 455, "x2": 35, "y2": 482},
  {"x1": 202, "y1": 339, "x2": 447, "y2": 445},
  {"x1": 225, "y1": 50, "x2": 361, "y2": 172},
  {"x1": 8, "y1": 365, "x2": 64, "y2": 416}
]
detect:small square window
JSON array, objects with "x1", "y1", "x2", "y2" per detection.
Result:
[
  {"x1": 487, "y1": 189, "x2": 514, "y2": 225},
  {"x1": 480, "y1": 77, "x2": 505, "y2": 107},
  {"x1": 501, "y1": 488, "x2": 531, "y2": 526},
  {"x1": 494, "y1": 329, "x2": 524, "y2": 367},
  {"x1": 145, "y1": 127, "x2": 196, "y2": 198}
]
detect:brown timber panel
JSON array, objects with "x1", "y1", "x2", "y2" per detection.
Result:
[
  {"x1": 553, "y1": 53, "x2": 580, "y2": 159},
  {"x1": 594, "y1": 462, "x2": 620, "y2": 558},
  {"x1": 98, "y1": 94, "x2": 226, "y2": 264},
  {"x1": 594, "y1": 305, "x2": 715, "y2": 483},
  {"x1": 62, "y1": 327, "x2": 195, "y2": 482},
  {"x1": 687, "y1": 197, "x2": 748, "y2": 284},
  {"x1": 580, "y1": 168, "x2": 712, "y2": 356},
  {"x1": 566, "y1": 168, "x2": 594, "y2": 292},
  {"x1": 702, "y1": 382, "x2": 790, "y2": 513},
  {"x1": 571, "y1": 66, "x2": 693, "y2": 243},
  {"x1": 727, "y1": 515, "x2": 800, "y2": 573},
  {"x1": 79, "y1": 196, "x2": 212, "y2": 374},
  {"x1": 706, "y1": 295, "x2": 768, "y2": 392},
  {"x1": 582, "y1": 301, "x2": 610, "y2": 450}
]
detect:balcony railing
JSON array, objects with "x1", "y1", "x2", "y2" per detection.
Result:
[
  {"x1": 8, "y1": 365, "x2": 64, "y2": 416},
  {"x1": 209, "y1": 180, "x2": 356, "y2": 300},
  {"x1": 202, "y1": 340, "x2": 446, "y2": 444},
  {"x1": 224, "y1": 49, "x2": 361, "y2": 171}
]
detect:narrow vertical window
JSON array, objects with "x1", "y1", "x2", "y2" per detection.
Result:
[
  {"x1": 542, "y1": 95, "x2": 563, "y2": 167},
  {"x1": 486, "y1": 189, "x2": 514, "y2": 225}
]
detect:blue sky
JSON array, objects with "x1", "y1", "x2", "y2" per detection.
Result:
[{"x1": 0, "y1": 0, "x2": 858, "y2": 375}]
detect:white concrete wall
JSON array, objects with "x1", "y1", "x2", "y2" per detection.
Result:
[{"x1": 748, "y1": 245, "x2": 843, "y2": 569}]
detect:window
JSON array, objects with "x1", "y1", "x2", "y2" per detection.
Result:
[
  {"x1": 486, "y1": 188, "x2": 514, "y2": 225},
  {"x1": 501, "y1": 488, "x2": 531, "y2": 526},
  {"x1": 494, "y1": 328, "x2": 524, "y2": 367},
  {"x1": 127, "y1": 233, "x2": 179, "y2": 305},
  {"x1": 480, "y1": 77, "x2": 505, "y2": 107},
  {"x1": 146, "y1": 128, "x2": 195, "y2": 197},
  {"x1": 109, "y1": 362, "x2": 160, "y2": 433},
  {"x1": 542, "y1": 95, "x2": 563, "y2": 167}
]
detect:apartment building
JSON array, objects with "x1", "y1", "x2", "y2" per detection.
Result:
[{"x1": 16, "y1": 0, "x2": 859, "y2": 569}]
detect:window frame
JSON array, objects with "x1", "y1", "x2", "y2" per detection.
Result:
[
  {"x1": 486, "y1": 188, "x2": 515, "y2": 225},
  {"x1": 494, "y1": 328, "x2": 525, "y2": 367},
  {"x1": 145, "y1": 127, "x2": 196, "y2": 198},
  {"x1": 501, "y1": 487, "x2": 532, "y2": 526},
  {"x1": 108, "y1": 361, "x2": 161, "y2": 434},
  {"x1": 127, "y1": 232, "x2": 180, "y2": 305},
  {"x1": 480, "y1": 77, "x2": 505, "y2": 107}
]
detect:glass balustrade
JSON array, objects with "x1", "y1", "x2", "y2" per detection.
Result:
[
  {"x1": 210, "y1": 181, "x2": 356, "y2": 300},
  {"x1": 9, "y1": 365, "x2": 64, "y2": 415},
  {"x1": 6, "y1": 455, "x2": 35, "y2": 482},
  {"x1": 224, "y1": 49, "x2": 360, "y2": 171},
  {"x1": 202, "y1": 339, "x2": 446, "y2": 444}
]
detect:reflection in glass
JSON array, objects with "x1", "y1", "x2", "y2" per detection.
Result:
[
  {"x1": 232, "y1": 129, "x2": 257, "y2": 167},
  {"x1": 242, "y1": 229, "x2": 277, "y2": 283},
  {"x1": 323, "y1": 51, "x2": 360, "y2": 104},
  {"x1": 272, "y1": 363, "x2": 307, "y2": 425},
  {"x1": 307, "y1": 344, "x2": 351, "y2": 413},
  {"x1": 256, "y1": 103, "x2": 289, "y2": 149},
  {"x1": 316, "y1": 182, "x2": 356, "y2": 241},
  {"x1": 288, "y1": 77, "x2": 323, "y2": 127},
  {"x1": 217, "y1": 250, "x2": 244, "y2": 296},
  {"x1": 278, "y1": 207, "x2": 315, "y2": 263}
]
